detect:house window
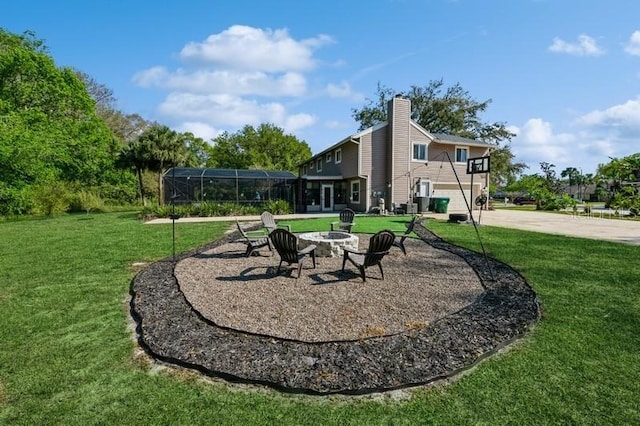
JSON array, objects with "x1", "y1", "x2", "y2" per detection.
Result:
[
  {"x1": 455, "y1": 147, "x2": 468, "y2": 163},
  {"x1": 326, "y1": 152, "x2": 332, "y2": 163},
  {"x1": 317, "y1": 159, "x2": 322, "y2": 172},
  {"x1": 335, "y1": 148, "x2": 342, "y2": 164},
  {"x1": 413, "y1": 143, "x2": 427, "y2": 161},
  {"x1": 350, "y1": 180, "x2": 360, "y2": 203},
  {"x1": 302, "y1": 165, "x2": 307, "y2": 175}
]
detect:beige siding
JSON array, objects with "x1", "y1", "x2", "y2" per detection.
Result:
[
  {"x1": 389, "y1": 97, "x2": 412, "y2": 205},
  {"x1": 432, "y1": 182, "x2": 484, "y2": 213},
  {"x1": 368, "y1": 127, "x2": 388, "y2": 211}
]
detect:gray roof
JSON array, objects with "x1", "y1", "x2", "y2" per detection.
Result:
[{"x1": 431, "y1": 133, "x2": 492, "y2": 146}]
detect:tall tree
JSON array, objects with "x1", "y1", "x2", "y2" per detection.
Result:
[
  {"x1": 560, "y1": 167, "x2": 580, "y2": 195},
  {"x1": 351, "y1": 80, "x2": 519, "y2": 188},
  {"x1": 539, "y1": 162, "x2": 561, "y2": 194},
  {"x1": 208, "y1": 123, "x2": 312, "y2": 172},
  {"x1": 182, "y1": 132, "x2": 210, "y2": 167},
  {"x1": 117, "y1": 139, "x2": 152, "y2": 205},
  {"x1": 75, "y1": 70, "x2": 151, "y2": 143},
  {"x1": 0, "y1": 29, "x2": 120, "y2": 214},
  {"x1": 74, "y1": 69, "x2": 116, "y2": 112},
  {"x1": 138, "y1": 125, "x2": 187, "y2": 204},
  {"x1": 487, "y1": 145, "x2": 528, "y2": 189},
  {"x1": 597, "y1": 153, "x2": 640, "y2": 205}
]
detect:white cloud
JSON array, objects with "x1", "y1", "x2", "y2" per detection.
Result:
[
  {"x1": 179, "y1": 25, "x2": 333, "y2": 72},
  {"x1": 511, "y1": 118, "x2": 575, "y2": 170},
  {"x1": 158, "y1": 93, "x2": 281, "y2": 125},
  {"x1": 157, "y1": 92, "x2": 315, "y2": 135},
  {"x1": 325, "y1": 81, "x2": 365, "y2": 101},
  {"x1": 132, "y1": 66, "x2": 169, "y2": 87},
  {"x1": 176, "y1": 122, "x2": 222, "y2": 141},
  {"x1": 548, "y1": 34, "x2": 605, "y2": 56},
  {"x1": 625, "y1": 30, "x2": 640, "y2": 56},
  {"x1": 283, "y1": 113, "x2": 316, "y2": 132},
  {"x1": 575, "y1": 98, "x2": 640, "y2": 134},
  {"x1": 140, "y1": 69, "x2": 307, "y2": 97},
  {"x1": 511, "y1": 97, "x2": 640, "y2": 175},
  {"x1": 132, "y1": 25, "x2": 342, "y2": 142}
]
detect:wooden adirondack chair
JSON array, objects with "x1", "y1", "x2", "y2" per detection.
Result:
[
  {"x1": 330, "y1": 208, "x2": 355, "y2": 233},
  {"x1": 260, "y1": 211, "x2": 291, "y2": 233},
  {"x1": 270, "y1": 228, "x2": 316, "y2": 278},
  {"x1": 342, "y1": 229, "x2": 395, "y2": 282},
  {"x1": 392, "y1": 215, "x2": 418, "y2": 256},
  {"x1": 235, "y1": 220, "x2": 272, "y2": 257}
]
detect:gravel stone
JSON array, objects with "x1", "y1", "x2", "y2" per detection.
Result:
[{"x1": 129, "y1": 219, "x2": 540, "y2": 395}]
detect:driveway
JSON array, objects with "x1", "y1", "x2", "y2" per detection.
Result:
[{"x1": 428, "y1": 209, "x2": 640, "y2": 246}]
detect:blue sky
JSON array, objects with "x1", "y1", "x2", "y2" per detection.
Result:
[{"x1": 3, "y1": 0, "x2": 640, "y2": 176}]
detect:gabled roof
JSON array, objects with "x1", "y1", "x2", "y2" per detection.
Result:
[
  {"x1": 303, "y1": 119, "x2": 492, "y2": 166},
  {"x1": 299, "y1": 136, "x2": 360, "y2": 166},
  {"x1": 430, "y1": 132, "x2": 492, "y2": 147}
]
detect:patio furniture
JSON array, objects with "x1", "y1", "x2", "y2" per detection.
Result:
[
  {"x1": 392, "y1": 215, "x2": 418, "y2": 256},
  {"x1": 270, "y1": 228, "x2": 317, "y2": 278},
  {"x1": 235, "y1": 220, "x2": 272, "y2": 257},
  {"x1": 342, "y1": 229, "x2": 395, "y2": 282},
  {"x1": 261, "y1": 211, "x2": 291, "y2": 233},
  {"x1": 330, "y1": 208, "x2": 355, "y2": 233}
]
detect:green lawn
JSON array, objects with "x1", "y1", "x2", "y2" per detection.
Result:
[{"x1": 1, "y1": 213, "x2": 638, "y2": 425}]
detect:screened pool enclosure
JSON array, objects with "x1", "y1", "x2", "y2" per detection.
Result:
[{"x1": 163, "y1": 168, "x2": 298, "y2": 207}]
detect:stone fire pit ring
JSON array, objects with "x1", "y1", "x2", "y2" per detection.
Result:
[{"x1": 298, "y1": 231, "x2": 359, "y2": 257}]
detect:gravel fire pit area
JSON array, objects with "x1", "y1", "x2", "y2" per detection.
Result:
[{"x1": 130, "y1": 220, "x2": 540, "y2": 395}]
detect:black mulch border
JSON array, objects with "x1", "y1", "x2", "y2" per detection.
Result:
[{"x1": 129, "y1": 219, "x2": 540, "y2": 395}]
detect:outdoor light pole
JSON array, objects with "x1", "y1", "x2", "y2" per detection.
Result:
[{"x1": 169, "y1": 165, "x2": 180, "y2": 263}]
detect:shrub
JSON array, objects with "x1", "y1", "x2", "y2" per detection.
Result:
[
  {"x1": 0, "y1": 184, "x2": 33, "y2": 216},
  {"x1": 264, "y1": 199, "x2": 292, "y2": 215},
  {"x1": 31, "y1": 181, "x2": 71, "y2": 216},
  {"x1": 69, "y1": 190, "x2": 107, "y2": 214}
]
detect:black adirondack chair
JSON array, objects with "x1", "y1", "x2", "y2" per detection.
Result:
[
  {"x1": 342, "y1": 229, "x2": 395, "y2": 282},
  {"x1": 392, "y1": 215, "x2": 418, "y2": 255},
  {"x1": 235, "y1": 220, "x2": 272, "y2": 257},
  {"x1": 270, "y1": 228, "x2": 316, "y2": 278},
  {"x1": 331, "y1": 208, "x2": 355, "y2": 233}
]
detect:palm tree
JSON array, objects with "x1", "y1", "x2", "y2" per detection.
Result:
[
  {"x1": 117, "y1": 139, "x2": 154, "y2": 206},
  {"x1": 139, "y1": 125, "x2": 189, "y2": 204},
  {"x1": 561, "y1": 167, "x2": 580, "y2": 196}
]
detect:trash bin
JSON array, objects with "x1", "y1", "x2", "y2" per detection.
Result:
[
  {"x1": 434, "y1": 197, "x2": 450, "y2": 213},
  {"x1": 428, "y1": 197, "x2": 436, "y2": 212},
  {"x1": 414, "y1": 196, "x2": 428, "y2": 213}
]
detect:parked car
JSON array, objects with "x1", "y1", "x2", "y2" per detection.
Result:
[
  {"x1": 491, "y1": 191, "x2": 506, "y2": 200},
  {"x1": 513, "y1": 195, "x2": 536, "y2": 205}
]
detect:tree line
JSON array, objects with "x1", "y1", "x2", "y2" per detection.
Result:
[
  {"x1": 0, "y1": 29, "x2": 312, "y2": 215},
  {"x1": 4, "y1": 27, "x2": 634, "y2": 217}
]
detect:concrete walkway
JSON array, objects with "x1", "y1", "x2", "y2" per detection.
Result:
[{"x1": 146, "y1": 209, "x2": 640, "y2": 246}]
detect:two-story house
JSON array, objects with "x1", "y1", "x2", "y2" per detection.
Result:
[{"x1": 297, "y1": 95, "x2": 493, "y2": 214}]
